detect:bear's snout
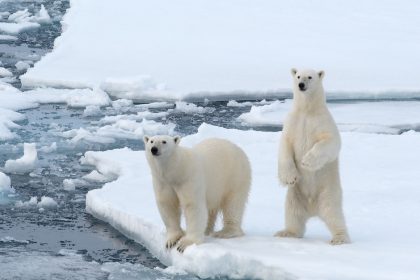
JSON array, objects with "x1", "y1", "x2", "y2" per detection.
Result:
[
  {"x1": 151, "y1": 146, "x2": 159, "y2": 155},
  {"x1": 298, "y1": 82, "x2": 306, "y2": 91}
]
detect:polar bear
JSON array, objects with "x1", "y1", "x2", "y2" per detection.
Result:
[
  {"x1": 143, "y1": 135, "x2": 251, "y2": 252},
  {"x1": 276, "y1": 68, "x2": 350, "y2": 245}
]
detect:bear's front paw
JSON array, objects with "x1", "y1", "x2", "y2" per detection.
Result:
[
  {"x1": 330, "y1": 234, "x2": 351, "y2": 245},
  {"x1": 279, "y1": 167, "x2": 299, "y2": 186},
  {"x1": 176, "y1": 236, "x2": 201, "y2": 253},
  {"x1": 165, "y1": 231, "x2": 184, "y2": 249},
  {"x1": 301, "y1": 152, "x2": 325, "y2": 171}
]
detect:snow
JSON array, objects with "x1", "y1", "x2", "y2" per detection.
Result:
[
  {"x1": 85, "y1": 123, "x2": 420, "y2": 279},
  {"x1": 4, "y1": 143, "x2": 38, "y2": 174},
  {"x1": 0, "y1": 172, "x2": 14, "y2": 193},
  {"x1": 0, "y1": 67, "x2": 13, "y2": 77},
  {"x1": 21, "y1": 0, "x2": 420, "y2": 100},
  {"x1": 239, "y1": 99, "x2": 420, "y2": 134}
]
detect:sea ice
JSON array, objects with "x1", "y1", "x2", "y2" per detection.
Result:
[
  {"x1": 85, "y1": 124, "x2": 420, "y2": 279},
  {"x1": 21, "y1": 0, "x2": 420, "y2": 99}
]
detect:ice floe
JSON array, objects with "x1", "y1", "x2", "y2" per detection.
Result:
[
  {"x1": 85, "y1": 124, "x2": 420, "y2": 279},
  {"x1": 21, "y1": 0, "x2": 420, "y2": 100}
]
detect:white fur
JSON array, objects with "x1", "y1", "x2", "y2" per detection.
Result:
[
  {"x1": 144, "y1": 135, "x2": 251, "y2": 252},
  {"x1": 276, "y1": 68, "x2": 350, "y2": 245}
]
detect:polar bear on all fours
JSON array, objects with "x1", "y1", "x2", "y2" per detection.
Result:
[
  {"x1": 276, "y1": 68, "x2": 350, "y2": 245},
  {"x1": 143, "y1": 135, "x2": 251, "y2": 252}
]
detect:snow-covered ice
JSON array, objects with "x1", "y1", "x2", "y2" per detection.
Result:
[
  {"x1": 21, "y1": 0, "x2": 420, "y2": 100},
  {"x1": 4, "y1": 143, "x2": 38, "y2": 174},
  {"x1": 239, "y1": 99, "x2": 420, "y2": 134},
  {"x1": 85, "y1": 124, "x2": 420, "y2": 279}
]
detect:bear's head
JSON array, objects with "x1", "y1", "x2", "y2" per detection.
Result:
[
  {"x1": 143, "y1": 135, "x2": 181, "y2": 159},
  {"x1": 291, "y1": 68, "x2": 325, "y2": 95}
]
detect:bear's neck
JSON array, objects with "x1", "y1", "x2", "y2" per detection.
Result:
[
  {"x1": 292, "y1": 86, "x2": 327, "y2": 114},
  {"x1": 152, "y1": 147, "x2": 191, "y2": 183}
]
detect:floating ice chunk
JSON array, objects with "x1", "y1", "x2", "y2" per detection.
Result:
[
  {"x1": 37, "y1": 196, "x2": 58, "y2": 208},
  {"x1": 0, "y1": 22, "x2": 40, "y2": 35},
  {"x1": 135, "y1": 102, "x2": 173, "y2": 110},
  {"x1": 66, "y1": 87, "x2": 110, "y2": 108},
  {"x1": 39, "y1": 142, "x2": 57, "y2": 153},
  {"x1": 15, "y1": 196, "x2": 38, "y2": 208},
  {"x1": 0, "y1": 172, "x2": 14, "y2": 193},
  {"x1": 4, "y1": 143, "x2": 38, "y2": 174},
  {"x1": 63, "y1": 179, "x2": 86, "y2": 191},
  {"x1": 0, "y1": 236, "x2": 29, "y2": 244},
  {"x1": 0, "y1": 35, "x2": 17, "y2": 41},
  {"x1": 15, "y1": 61, "x2": 31, "y2": 71},
  {"x1": 226, "y1": 100, "x2": 253, "y2": 107},
  {"x1": 61, "y1": 128, "x2": 115, "y2": 144},
  {"x1": 8, "y1": 9, "x2": 32, "y2": 23},
  {"x1": 83, "y1": 105, "x2": 102, "y2": 117},
  {"x1": 35, "y1": 5, "x2": 52, "y2": 24},
  {"x1": 24, "y1": 87, "x2": 111, "y2": 108},
  {"x1": 0, "y1": 67, "x2": 13, "y2": 78},
  {"x1": 172, "y1": 101, "x2": 215, "y2": 114},
  {"x1": 112, "y1": 99, "x2": 133, "y2": 111}
]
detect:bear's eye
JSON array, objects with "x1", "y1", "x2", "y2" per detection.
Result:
[
  {"x1": 308, "y1": 76, "x2": 312, "y2": 79},
  {"x1": 297, "y1": 76, "x2": 300, "y2": 79},
  {"x1": 162, "y1": 141, "x2": 167, "y2": 144},
  {"x1": 151, "y1": 140, "x2": 154, "y2": 144}
]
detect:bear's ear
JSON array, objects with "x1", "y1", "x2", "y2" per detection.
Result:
[
  {"x1": 173, "y1": 136, "x2": 181, "y2": 145},
  {"x1": 318, "y1": 70, "x2": 325, "y2": 79},
  {"x1": 143, "y1": 136, "x2": 149, "y2": 144},
  {"x1": 291, "y1": 68, "x2": 297, "y2": 76}
]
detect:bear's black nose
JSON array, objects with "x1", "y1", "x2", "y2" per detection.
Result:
[
  {"x1": 299, "y1": 82, "x2": 305, "y2": 90},
  {"x1": 151, "y1": 147, "x2": 158, "y2": 155}
]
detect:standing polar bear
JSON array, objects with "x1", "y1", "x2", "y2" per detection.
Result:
[
  {"x1": 144, "y1": 135, "x2": 251, "y2": 252},
  {"x1": 276, "y1": 68, "x2": 350, "y2": 245}
]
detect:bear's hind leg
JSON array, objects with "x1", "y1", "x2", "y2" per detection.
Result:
[
  {"x1": 318, "y1": 188, "x2": 350, "y2": 245},
  {"x1": 275, "y1": 188, "x2": 308, "y2": 238},
  {"x1": 212, "y1": 192, "x2": 247, "y2": 239}
]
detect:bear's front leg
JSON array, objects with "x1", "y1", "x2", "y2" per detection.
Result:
[
  {"x1": 154, "y1": 186, "x2": 184, "y2": 249},
  {"x1": 301, "y1": 134, "x2": 340, "y2": 171},
  {"x1": 278, "y1": 135, "x2": 300, "y2": 186},
  {"x1": 177, "y1": 187, "x2": 207, "y2": 253}
]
